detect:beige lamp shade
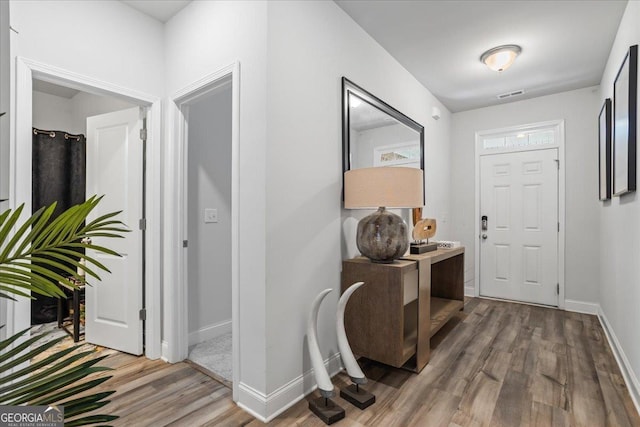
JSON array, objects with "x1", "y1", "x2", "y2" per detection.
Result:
[{"x1": 344, "y1": 167, "x2": 423, "y2": 209}]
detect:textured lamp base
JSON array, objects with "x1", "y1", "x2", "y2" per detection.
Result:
[
  {"x1": 309, "y1": 397, "x2": 345, "y2": 425},
  {"x1": 410, "y1": 242, "x2": 438, "y2": 254},
  {"x1": 357, "y1": 207, "x2": 409, "y2": 263},
  {"x1": 340, "y1": 384, "x2": 375, "y2": 409}
]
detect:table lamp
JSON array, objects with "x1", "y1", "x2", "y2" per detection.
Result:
[{"x1": 344, "y1": 167, "x2": 424, "y2": 263}]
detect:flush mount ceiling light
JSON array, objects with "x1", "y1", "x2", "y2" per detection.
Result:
[{"x1": 481, "y1": 44, "x2": 522, "y2": 72}]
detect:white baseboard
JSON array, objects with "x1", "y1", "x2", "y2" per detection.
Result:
[
  {"x1": 597, "y1": 306, "x2": 640, "y2": 416},
  {"x1": 237, "y1": 352, "x2": 343, "y2": 422},
  {"x1": 564, "y1": 299, "x2": 599, "y2": 315},
  {"x1": 161, "y1": 340, "x2": 169, "y2": 362},
  {"x1": 464, "y1": 286, "x2": 475, "y2": 297},
  {"x1": 188, "y1": 319, "x2": 231, "y2": 346}
]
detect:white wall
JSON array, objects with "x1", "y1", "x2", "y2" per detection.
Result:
[
  {"x1": 70, "y1": 92, "x2": 135, "y2": 134},
  {"x1": 11, "y1": 1, "x2": 164, "y2": 97},
  {"x1": 451, "y1": 86, "x2": 601, "y2": 302},
  {"x1": 32, "y1": 91, "x2": 75, "y2": 133},
  {"x1": 164, "y1": 0, "x2": 269, "y2": 396},
  {"x1": 597, "y1": 0, "x2": 640, "y2": 400},
  {"x1": 33, "y1": 90, "x2": 135, "y2": 135},
  {"x1": 187, "y1": 85, "x2": 232, "y2": 340},
  {"x1": 1, "y1": 0, "x2": 10, "y2": 202},
  {"x1": 265, "y1": 0, "x2": 451, "y2": 399}
]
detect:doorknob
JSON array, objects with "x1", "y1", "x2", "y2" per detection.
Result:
[{"x1": 482, "y1": 234, "x2": 488, "y2": 240}]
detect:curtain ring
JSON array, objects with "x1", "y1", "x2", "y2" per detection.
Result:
[{"x1": 32, "y1": 129, "x2": 56, "y2": 138}]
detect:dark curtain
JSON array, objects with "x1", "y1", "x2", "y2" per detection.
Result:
[{"x1": 31, "y1": 128, "x2": 86, "y2": 324}]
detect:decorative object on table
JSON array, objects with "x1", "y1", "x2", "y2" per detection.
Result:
[
  {"x1": 336, "y1": 282, "x2": 375, "y2": 410},
  {"x1": 410, "y1": 217, "x2": 438, "y2": 254},
  {"x1": 344, "y1": 166, "x2": 424, "y2": 263},
  {"x1": 307, "y1": 288, "x2": 345, "y2": 425},
  {"x1": 412, "y1": 207, "x2": 422, "y2": 227},
  {"x1": 436, "y1": 240, "x2": 462, "y2": 249},
  {"x1": 599, "y1": 98, "x2": 612, "y2": 201},
  {"x1": 613, "y1": 44, "x2": 638, "y2": 196}
]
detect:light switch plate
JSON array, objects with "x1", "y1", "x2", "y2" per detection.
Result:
[{"x1": 204, "y1": 208, "x2": 218, "y2": 223}]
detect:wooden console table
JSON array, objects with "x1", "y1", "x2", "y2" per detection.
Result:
[{"x1": 341, "y1": 247, "x2": 464, "y2": 373}]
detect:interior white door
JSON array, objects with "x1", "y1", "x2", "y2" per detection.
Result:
[
  {"x1": 480, "y1": 148, "x2": 558, "y2": 306},
  {"x1": 85, "y1": 107, "x2": 143, "y2": 355}
]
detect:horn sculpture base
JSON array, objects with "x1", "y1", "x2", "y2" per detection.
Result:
[
  {"x1": 340, "y1": 384, "x2": 375, "y2": 409},
  {"x1": 308, "y1": 396, "x2": 345, "y2": 425}
]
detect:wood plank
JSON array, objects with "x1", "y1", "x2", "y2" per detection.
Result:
[
  {"x1": 52, "y1": 297, "x2": 640, "y2": 426},
  {"x1": 490, "y1": 369, "x2": 532, "y2": 426},
  {"x1": 525, "y1": 401, "x2": 570, "y2": 427},
  {"x1": 450, "y1": 370, "x2": 502, "y2": 427},
  {"x1": 430, "y1": 297, "x2": 465, "y2": 337}
]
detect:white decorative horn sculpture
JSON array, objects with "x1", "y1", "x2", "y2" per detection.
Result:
[
  {"x1": 308, "y1": 288, "x2": 334, "y2": 396},
  {"x1": 337, "y1": 282, "x2": 376, "y2": 409},
  {"x1": 336, "y1": 281, "x2": 366, "y2": 383},
  {"x1": 307, "y1": 288, "x2": 345, "y2": 424}
]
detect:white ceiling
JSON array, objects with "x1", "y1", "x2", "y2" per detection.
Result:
[
  {"x1": 335, "y1": 0, "x2": 628, "y2": 112},
  {"x1": 121, "y1": 0, "x2": 191, "y2": 22}
]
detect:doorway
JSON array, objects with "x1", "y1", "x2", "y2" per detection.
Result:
[
  {"x1": 170, "y1": 63, "x2": 240, "y2": 400},
  {"x1": 184, "y1": 81, "x2": 233, "y2": 385},
  {"x1": 9, "y1": 57, "x2": 162, "y2": 359},
  {"x1": 475, "y1": 120, "x2": 566, "y2": 307},
  {"x1": 30, "y1": 79, "x2": 145, "y2": 354}
]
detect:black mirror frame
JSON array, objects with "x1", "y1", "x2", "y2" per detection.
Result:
[{"x1": 341, "y1": 77, "x2": 425, "y2": 204}]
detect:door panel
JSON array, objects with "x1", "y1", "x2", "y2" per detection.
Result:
[
  {"x1": 480, "y1": 148, "x2": 558, "y2": 306},
  {"x1": 85, "y1": 107, "x2": 143, "y2": 355}
]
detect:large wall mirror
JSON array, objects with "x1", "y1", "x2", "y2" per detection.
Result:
[{"x1": 342, "y1": 77, "x2": 425, "y2": 203}]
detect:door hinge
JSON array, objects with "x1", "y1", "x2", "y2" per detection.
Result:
[
  {"x1": 558, "y1": 222, "x2": 560, "y2": 232},
  {"x1": 139, "y1": 218, "x2": 146, "y2": 230},
  {"x1": 554, "y1": 159, "x2": 559, "y2": 170},
  {"x1": 139, "y1": 308, "x2": 146, "y2": 321},
  {"x1": 557, "y1": 283, "x2": 560, "y2": 295},
  {"x1": 140, "y1": 128, "x2": 147, "y2": 141},
  {"x1": 183, "y1": 240, "x2": 188, "y2": 248}
]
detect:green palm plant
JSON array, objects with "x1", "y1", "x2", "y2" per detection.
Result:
[{"x1": 0, "y1": 196, "x2": 128, "y2": 426}]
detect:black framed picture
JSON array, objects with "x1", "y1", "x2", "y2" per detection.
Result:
[
  {"x1": 599, "y1": 98, "x2": 612, "y2": 200},
  {"x1": 613, "y1": 44, "x2": 638, "y2": 196}
]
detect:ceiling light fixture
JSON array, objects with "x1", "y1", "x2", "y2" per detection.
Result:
[{"x1": 480, "y1": 44, "x2": 522, "y2": 72}]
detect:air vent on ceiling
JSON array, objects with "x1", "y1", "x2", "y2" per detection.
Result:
[{"x1": 497, "y1": 89, "x2": 525, "y2": 100}]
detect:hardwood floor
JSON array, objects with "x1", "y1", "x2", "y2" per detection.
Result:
[{"x1": 83, "y1": 298, "x2": 640, "y2": 426}]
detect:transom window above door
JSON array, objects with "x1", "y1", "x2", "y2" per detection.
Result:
[{"x1": 483, "y1": 129, "x2": 555, "y2": 150}]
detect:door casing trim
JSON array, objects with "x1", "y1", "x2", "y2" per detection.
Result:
[
  {"x1": 165, "y1": 61, "x2": 241, "y2": 402},
  {"x1": 474, "y1": 119, "x2": 566, "y2": 309},
  {"x1": 10, "y1": 56, "x2": 162, "y2": 358}
]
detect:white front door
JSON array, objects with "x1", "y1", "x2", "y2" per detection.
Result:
[
  {"x1": 85, "y1": 107, "x2": 144, "y2": 355},
  {"x1": 480, "y1": 148, "x2": 558, "y2": 306}
]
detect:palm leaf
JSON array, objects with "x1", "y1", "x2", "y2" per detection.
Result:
[
  {"x1": 0, "y1": 196, "x2": 128, "y2": 299},
  {"x1": 31, "y1": 376, "x2": 113, "y2": 406},
  {"x1": 61, "y1": 391, "x2": 116, "y2": 418},
  {"x1": 0, "y1": 330, "x2": 117, "y2": 425},
  {"x1": 0, "y1": 196, "x2": 124, "y2": 425}
]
